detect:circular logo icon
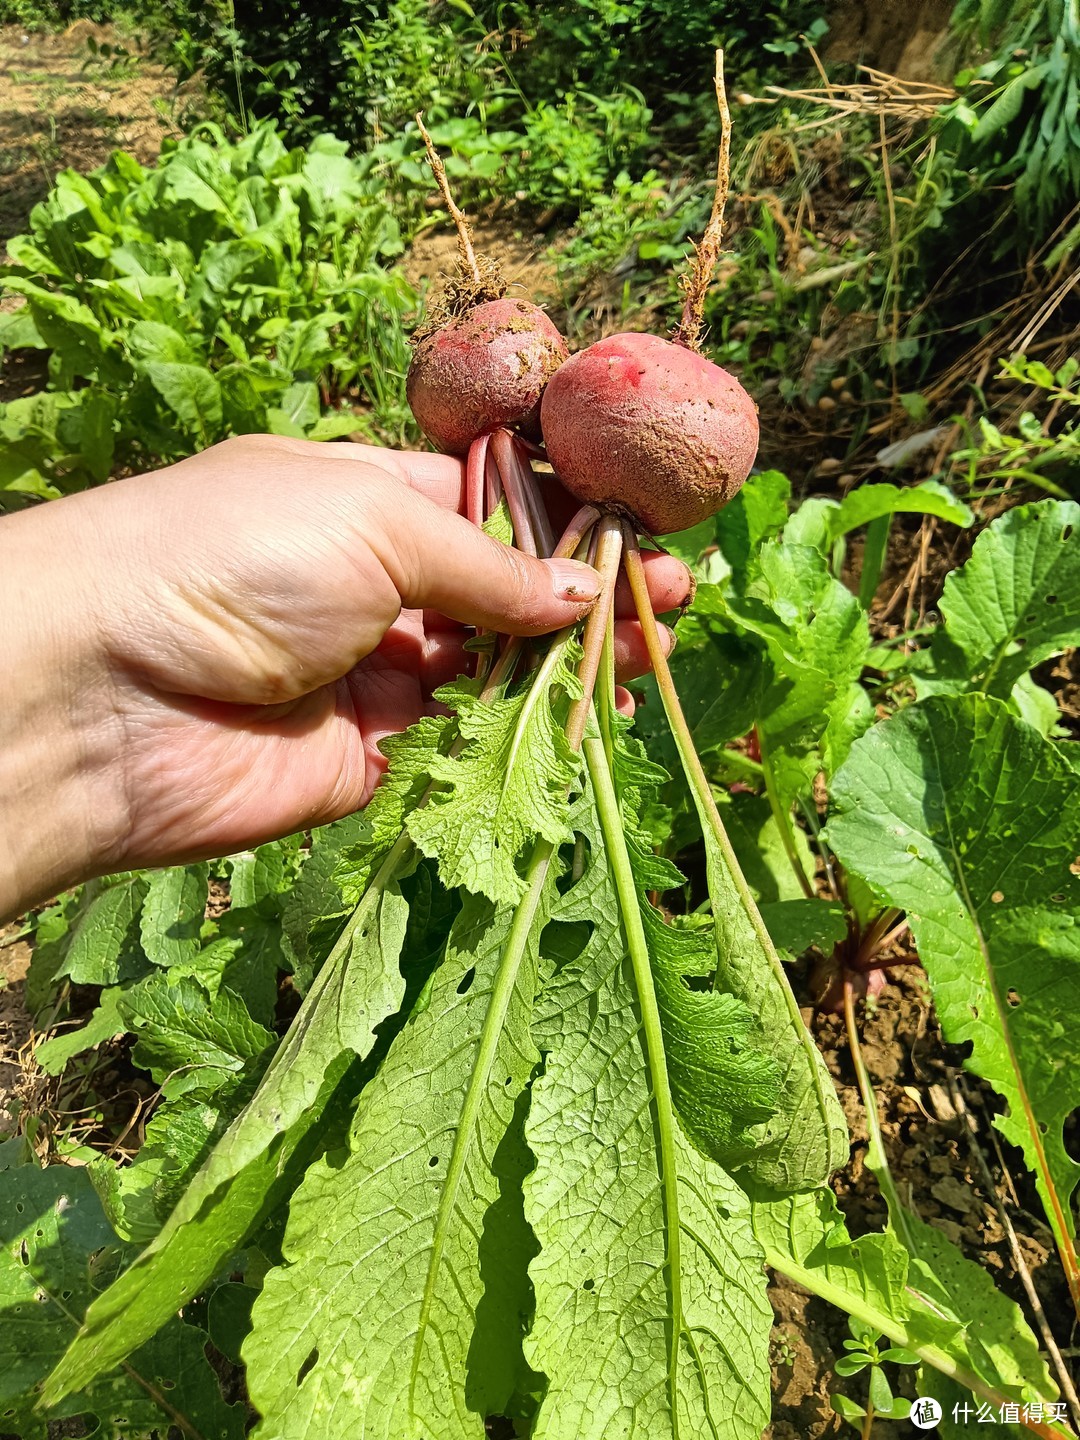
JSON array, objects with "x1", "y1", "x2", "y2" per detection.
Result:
[{"x1": 910, "y1": 1397, "x2": 943, "y2": 1430}]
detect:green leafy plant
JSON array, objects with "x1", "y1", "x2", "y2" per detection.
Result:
[
  {"x1": 6, "y1": 472, "x2": 1076, "y2": 1438},
  {"x1": 0, "y1": 121, "x2": 420, "y2": 506},
  {"x1": 945, "y1": 354, "x2": 1080, "y2": 501},
  {"x1": 831, "y1": 1317, "x2": 918, "y2": 1434},
  {"x1": 950, "y1": 0, "x2": 1080, "y2": 235}
]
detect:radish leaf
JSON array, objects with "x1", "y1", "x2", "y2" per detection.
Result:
[
  {"x1": 525, "y1": 783, "x2": 774, "y2": 1438},
  {"x1": 42, "y1": 857, "x2": 414, "y2": 1406},
  {"x1": 408, "y1": 644, "x2": 584, "y2": 905},
  {"x1": 917, "y1": 499, "x2": 1080, "y2": 707},
  {"x1": 245, "y1": 877, "x2": 551, "y2": 1439},
  {"x1": 829, "y1": 693, "x2": 1080, "y2": 1287},
  {"x1": 0, "y1": 1162, "x2": 243, "y2": 1440}
]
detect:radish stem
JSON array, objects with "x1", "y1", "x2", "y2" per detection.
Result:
[
  {"x1": 514, "y1": 434, "x2": 557, "y2": 557},
  {"x1": 566, "y1": 518, "x2": 622, "y2": 752},
  {"x1": 553, "y1": 503, "x2": 603, "y2": 559},
  {"x1": 491, "y1": 428, "x2": 541, "y2": 557},
  {"x1": 465, "y1": 432, "x2": 489, "y2": 528}
]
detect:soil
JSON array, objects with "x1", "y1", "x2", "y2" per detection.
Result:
[
  {"x1": 0, "y1": 21, "x2": 181, "y2": 246},
  {"x1": 0, "y1": 20, "x2": 1077, "y2": 1440},
  {"x1": 825, "y1": 0, "x2": 958, "y2": 83},
  {"x1": 0, "y1": 928, "x2": 33, "y2": 1138}
]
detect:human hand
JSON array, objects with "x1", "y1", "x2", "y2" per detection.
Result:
[{"x1": 0, "y1": 435, "x2": 691, "y2": 919}]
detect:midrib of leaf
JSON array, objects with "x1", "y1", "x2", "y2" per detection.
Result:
[
  {"x1": 409, "y1": 835, "x2": 553, "y2": 1408},
  {"x1": 503, "y1": 637, "x2": 571, "y2": 780},
  {"x1": 649, "y1": 645, "x2": 846, "y2": 1187},
  {"x1": 42, "y1": 829, "x2": 416, "y2": 1408},
  {"x1": 935, "y1": 738, "x2": 1080, "y2": 1297},
  {"x1": 584, "y1": 735, "x2": 683, "y2": 1421}
]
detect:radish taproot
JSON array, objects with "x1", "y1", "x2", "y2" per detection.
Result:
[
  {"x1": 407, "y1": 297, "x2": 568, "y2": 456},
  {"x1": 540, "y1": 331, "x2": 758, "y2": 536}
]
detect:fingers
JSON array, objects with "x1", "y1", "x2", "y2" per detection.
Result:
[
  {"x1": 267, "y1": 440, "x2": 694, "y2": 620},
  {"x1": 614, "y1": 549, "x2": 694, "y2": 617},
  {"x1": 363, "y1": 484, "x2": 603, "y2": 637},
  {"x1": 612, "y1": 619, "x2": 675, "y2": 682}
]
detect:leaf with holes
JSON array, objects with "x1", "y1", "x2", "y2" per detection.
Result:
[
  {"x1": 244, "y1": 882, "x2": 549, "y2": 1440},
  {"x1": 0, "y1": 1160, "x2": 244, "y2": 1440},
  {"x1": 828, "y1": 693, "x2": 1080, "y2": 1306},
  {"x1": 42, "y1": 852, "x2": 414, "y2": 1408},
  {"x1": 524, "y1": 787, "x2": 774, "y2": 1438}
]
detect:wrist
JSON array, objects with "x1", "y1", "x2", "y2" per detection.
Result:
[{"x1": 0, "y1": 502, "x2": 128, "y2": 921}]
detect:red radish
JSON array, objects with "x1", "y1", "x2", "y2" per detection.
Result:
[
  {"x1": 540, "y1": 332, "x2": 758, "y2": 536},
  {"x1": 407, "y1": 298, "x2": 568, "y2": 456}
]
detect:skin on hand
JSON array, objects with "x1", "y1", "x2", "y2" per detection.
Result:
[{"x1": 0, "y1": 435, "x2": 692, "y2": 922}]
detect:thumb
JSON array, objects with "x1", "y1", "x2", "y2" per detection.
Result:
[{"x1": 368, "y1": 486, "x2": 602, "y2": 635}]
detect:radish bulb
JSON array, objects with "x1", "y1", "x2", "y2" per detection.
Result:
[
  {"x1": 407, "y1": 298, "x2": 568, "y2": 457},
  {"x1": 540, "y1": 331, "x2": 758, "y2": 536}
]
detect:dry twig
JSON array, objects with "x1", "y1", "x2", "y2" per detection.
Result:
[
  {"x1": 948, "y1": 1074, "x2": 1080, "y2": 1432},
  {"x1": 676, "y1": 49, "x2": 731, "y2": 351},
  {"x1": 415, "y1": 111, "x2": 482, "y2": 287}
]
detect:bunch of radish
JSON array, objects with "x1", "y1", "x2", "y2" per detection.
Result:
[{"x1": 407, "y1": 99, "x2": 758, "y2": 714}]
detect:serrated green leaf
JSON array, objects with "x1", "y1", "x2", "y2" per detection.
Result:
[
  {"x1": 281, "y1": 813, "x2": 371, "y2": 987},
  {"x1": 750, "y1": 1184, "x2": 916, "y2": 1338},
  {"x1": 609, "y1": 741, "x2": 784, "y2": 1161},
  {"x1": 89, "y1": 1080, "x2": 256, "y2": 1245},
  {"x1": 43, "y1": 860, "x2": 412, "y2": 1406},
  {"x1": 227, "y1": 837, "x2": 301, "y2": 909},
  {"x1": 481, "y1": 494, "x2": 514, "y2": 546},
  {"x1": 118, "y1": 973, "x2": 274, "y2": 1099},
  {"x1": 140, "y1": 863, "x2": 209, "y2": 969},
  {"x1": 920, "y1": 500, "x2": 1080, "y2": 705},
  {"x1": 0, "y1": 1162, "x2": 243, "y2": 1440},
  {"x1": 56, "y1": 876, "x2": 150, "y2": 986},
  {"x1": 524, "y1": 786, "x2": 773, "y2": 1439},
  {"x1": 828, "y1": 694, "x2": 1080, "y2": 1285},
  {"x1": 708, "y1": 537, "x2": 873, "y2": 806},
  {"x1": 33, "y1": 986, "x2": 126, "y2": 1076},
  {"x1": 635, "y1": 629, "x2": 767, "y2": 776},
  {"x1": 213, "y1": 904, "x2": 289, "y2": 1025},
  {"x1": 408, "y1": 646, "x2": 583, "y2": 905},
  {"x1": 714, "y1": 469, "x2": 791, "y2": 578},
  {"x1": 632, "y1": 695, "x2": 848, "y2": 1188},
  {"x1": 245, "y1": 875, "x2": 550, "y2": 1440}
]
